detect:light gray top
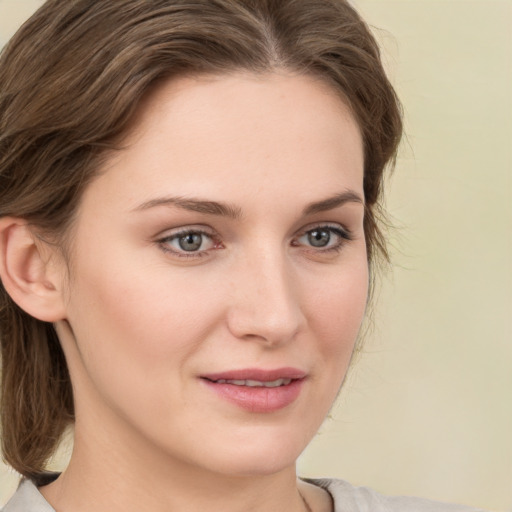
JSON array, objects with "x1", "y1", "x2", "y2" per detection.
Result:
[{"x1": 2, "y1": 477, "x2": 487, "y2": 511}]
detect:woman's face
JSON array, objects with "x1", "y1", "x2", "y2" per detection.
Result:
[{"x1": 57, "y1": 72, "x2": 367, "y2": 477}]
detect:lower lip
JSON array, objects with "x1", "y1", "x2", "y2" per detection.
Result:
[{"x1": 201, "y1": 378, "x2": 304, "y2": 413}]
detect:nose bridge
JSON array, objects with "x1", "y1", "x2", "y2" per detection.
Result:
[{"x1": 227, "y1": 245, "x2": 304, "y2": 345}]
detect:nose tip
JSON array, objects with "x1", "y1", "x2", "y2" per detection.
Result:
[{"x1": 226, "y1": 260, "x2": 305, "y2": 346}]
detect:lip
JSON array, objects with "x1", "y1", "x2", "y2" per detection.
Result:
[
  {"x1": 202, "y1": 367, "x2": 306, "y2": 382},
  {"x1": 200, "y1": 367, "x2": 307, "y2": 413}
]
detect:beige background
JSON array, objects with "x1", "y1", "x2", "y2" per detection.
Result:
[{"x1": 0, "y1": 1, "x2": 510, "y2": 510}]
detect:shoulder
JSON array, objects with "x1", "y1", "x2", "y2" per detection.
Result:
[
  {"x1": 306, "y1": 478, "x2": 488, "y2": 512},
  {"x1": 1, "y1": 479, "x2": 55, "y2": 512}
]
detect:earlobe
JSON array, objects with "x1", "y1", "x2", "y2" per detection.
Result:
[{"x1": 0, "y1": 218, "x2": 67, "y2": 322}]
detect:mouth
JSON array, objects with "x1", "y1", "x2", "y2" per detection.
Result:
[
  {"x1": 206, "y1": 378, "x2": 293, "y2": 388},
  {"x1": 200, "y1": 368, "x2": 306, "y2": 413}
]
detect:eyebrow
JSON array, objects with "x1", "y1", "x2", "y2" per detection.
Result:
[
  {"x1": 302, "y1": 190, "x2": 364, "y2": 215},
  {"x1": 132, "y1": 196, "x2": 243, "y2": 219},
  {"x1": 132, "y1": 190, "x2": 363, "y2": 219}
]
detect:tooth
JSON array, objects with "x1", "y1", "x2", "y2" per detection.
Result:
[
  {"x1": 215, "y1": 378, "x2": 293, "y2": 387},
  {"x1": 245, "y1": 380, "x2": 263, "y2": 387},
  {"x1": 268, "y1": 378, "x2": 291, "y2": 387},
  {"x1": 263, "y1": 379, "x2": 282, "y2": 388},
  {"x1": 228, "y1": 380, "x2": 246, "y2": 386}
]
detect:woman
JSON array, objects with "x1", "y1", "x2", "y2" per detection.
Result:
[{"x1": 0, "y1": 1, "x2": 485, "y2": 511}]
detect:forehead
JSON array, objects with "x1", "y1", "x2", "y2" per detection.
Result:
[
  {"x1": 88, "y1": 71, "x2": 364, "y2": 213},
  {"x1": 130, "y1": 71, "x2": 362, "y2": 148},
  {"x1": 132, "y1": 71, "x2": 360, "y2": 129}
]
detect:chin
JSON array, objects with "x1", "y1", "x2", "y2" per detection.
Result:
[
  {"x1": 193, "y1": 426, "x2": 313, "y2": 478},
  {"x1": 207, "y1": 451, "x2": 298, "y2": 478}
]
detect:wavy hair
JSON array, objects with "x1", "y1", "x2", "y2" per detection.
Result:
[{"x1": 0, "y1": 0, "x2": 402, "y2": 481}]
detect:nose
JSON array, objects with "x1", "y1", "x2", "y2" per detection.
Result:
[{"x1": 226, "y1": 250, "x2": 306, "y2": 347}]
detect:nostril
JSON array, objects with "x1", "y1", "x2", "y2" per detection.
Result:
[{"x1": 226, "y1": 306, "x2": 304, "y2": 346}]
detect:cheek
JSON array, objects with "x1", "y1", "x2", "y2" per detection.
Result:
[
  {"x1": 312, "y1": 257, "x2": 368, "y2": 326},
  {"x1": 71, "y1": 248, "x2": 219, "y2": 346},
  {"x1": 304, "y1": 256, "x2": 369, "y2": 367},
  {"x1": 64, "y1": 247, "x2": 226, "y2": 406},
  {"x1": 292, "y1": 257, "x2": 368, "y2": 438}
]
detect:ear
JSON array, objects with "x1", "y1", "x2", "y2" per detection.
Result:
[{"x1": 0, "y1": 217, "x2": 67, "y2": 322}]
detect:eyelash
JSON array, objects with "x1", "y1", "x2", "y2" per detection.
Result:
[
  {"x1": 156, "y1": 224, "x2": 353, "y2": 259},
  {"x1": 293, "y1": 224, "x2": 353, "y2": 254},
  {"x1": 157, "y1": 228, "x2": 221, "y2": 259}
]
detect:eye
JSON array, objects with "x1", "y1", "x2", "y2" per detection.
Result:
[
  {"x1": 176, "y1": 232, "x2": 206, "y2": 252},
  {"x1": 306, "y1": 228, "x2": 332, "y2": 248},
  {"x1": 295, "y1": 225, "x2": 352, "y2": 252},
  {"x1": 157, "y1": 228, "x2": 219, "y2": 257}
]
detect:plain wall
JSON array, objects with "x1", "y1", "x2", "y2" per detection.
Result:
[{"x1": 1, "y1": 1, "x2": 510, "y2": 510}]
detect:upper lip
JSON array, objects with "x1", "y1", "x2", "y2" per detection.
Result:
[{"x1": 201, "y1": 367, "x2": 307, "y2": 382}]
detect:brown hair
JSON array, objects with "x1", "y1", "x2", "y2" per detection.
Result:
[{"x1": 0, "y1": 0, "x2": 402, "y2": 481}]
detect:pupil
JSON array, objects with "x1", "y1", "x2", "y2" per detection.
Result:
[
  {"x1": 308, "y1": 229, "x2": 330, "y2": 247},
  {"x1": 179, "y1": 233, "x2": 202, "y2": 251}
]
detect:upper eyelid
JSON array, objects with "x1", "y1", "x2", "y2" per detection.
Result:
[
  {"x1": 155, "y1": 226, "x2": 217, "y2": 247},
  {"x1": 155, "y1": 222, "x2": 351, "y2": 239},
  {"x1": 155, "y1": 224, "x2": 216, "y2": 239},
  {"x1": 297, "y1": 222, "x2": 351, "y2": 236}
]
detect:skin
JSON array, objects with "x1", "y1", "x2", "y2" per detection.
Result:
[{"x1": 34, "y1": 72, "x2": 367, "y2": 512}]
